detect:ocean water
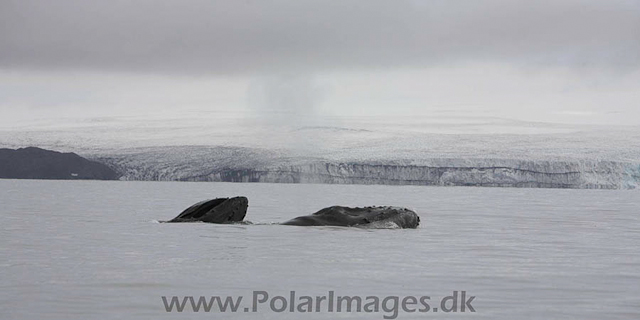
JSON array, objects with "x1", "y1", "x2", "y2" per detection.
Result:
[{"x1": 0, "y1": 179, "x2": 639, "y2": 319}]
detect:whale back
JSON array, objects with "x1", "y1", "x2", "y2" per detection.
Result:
[
  {"x1": 168, "y1": 196, "x2": 248, "y2": 223},
  {"x1": 281, "y1": 205, "x2": 419, "y2": 228}
]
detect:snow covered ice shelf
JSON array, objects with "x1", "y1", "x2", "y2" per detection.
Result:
[{"x1": 1, "y1": 112, "x2": 639, "y2": 189}]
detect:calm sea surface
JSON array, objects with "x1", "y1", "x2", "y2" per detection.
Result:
[{"x1": 1, "y1": 179, "x2": 639, "y2": 319}]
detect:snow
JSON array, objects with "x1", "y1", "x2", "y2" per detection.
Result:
[{"x1": 1, "y1": 111, "x2": 639, "y2": 189}]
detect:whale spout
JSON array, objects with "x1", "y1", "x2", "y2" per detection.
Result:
[
  {"x1": 281, "y1": 205, "x2": 420, "y2": 228},
  {"x1": 167, "y1": 196, "x2": 248, "y2": 223}
]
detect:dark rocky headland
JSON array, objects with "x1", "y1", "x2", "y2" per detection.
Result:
[{"x1": 0, "y1": 147, "x2": 119, "y2": 180}]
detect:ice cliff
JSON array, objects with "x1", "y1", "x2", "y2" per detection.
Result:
[
  {"x1": 93, "y1": 147, "x2": 640, "y2": 189},
  {"x1": 3, "y1": 113, "x2": 639, "y2": 189}
]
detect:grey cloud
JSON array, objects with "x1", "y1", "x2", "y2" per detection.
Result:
[{"x1": 1, "y1": 0, "x2": 639, "y2": 75}]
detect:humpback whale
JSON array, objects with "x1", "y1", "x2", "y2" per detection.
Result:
[
  {"x1": 165, "y1": 197, "x2": 419, "y2": 228},
  {"x1": 166, "y1": 196, "x2": 248, "y2": 223},
  {"x1": 281, "y1": 206, "x2": 420, "y2": 228}
]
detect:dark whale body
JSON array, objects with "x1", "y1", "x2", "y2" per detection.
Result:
[
  {"x1": 281, "y1": 206, "x2": 420, "y2": 229},
  {"x1": 166, "y1": 196, "x2": 248, "y2": 223},
  {"x1": 165, "y1": 197, "x2": 418, "y2": 229}
]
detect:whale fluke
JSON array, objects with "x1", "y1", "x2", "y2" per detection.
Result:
[
  {"x1": 281, "y1": 205, "x2": 420, "y2": 228},
  {"x1": 167, "y1": 196, "x2": 248, "y2": 223}
]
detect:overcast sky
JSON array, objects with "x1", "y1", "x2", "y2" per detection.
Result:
[{"x1": 1, "y1": 0, "x2": 639, "y2": 125}]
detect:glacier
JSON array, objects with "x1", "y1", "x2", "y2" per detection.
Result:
[
  {"x1": 90, "y1": 146, "x2": 640, "y2": 189},
  {"x1": 1, "y1": 112, "x2": 639, "y2": 189}
]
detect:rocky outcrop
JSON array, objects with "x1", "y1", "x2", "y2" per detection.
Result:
[{"x1": 0, "y1": 147, "x2": 119, "y2": 180}]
